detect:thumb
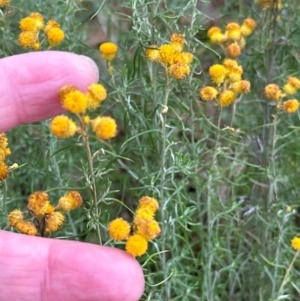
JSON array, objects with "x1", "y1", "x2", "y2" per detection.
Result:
[{"x1": 0, "y1": 230, "x2": 145, "y2": 301}]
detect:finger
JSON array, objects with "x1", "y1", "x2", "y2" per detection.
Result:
[
  {"x1": 0, "y1": 230, "x2": 144, "y2": 301},
  {"x1": 0, "y1": 51, "x2": 99, "y2": 132}
]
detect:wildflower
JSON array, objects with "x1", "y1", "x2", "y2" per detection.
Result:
[
  {"x1": 283, "y1": 83, "x2": 297, "y2": 95},
  {"x1": 135, "y1": 219, "x2": 161, "y2": 240},
  {"x1": 158, "y1": 44, "x2": 176, "y2": 65},
  {"x1": 145, "y1": 45, "x2": 160, "y2": 62},
  {"x1": 57, "y1": 191, "x2": 83, "y2": 211},
  {"x1": 8, "y1": 209, "x2": 24, "y2": 227},
  {"x1": 207, "y1": 26, "x2": 225, "y2": 44},
  {"x1": 181, "y1": 52, "x2": 193, "y2": 65},
  {"x1": 283, "y1": 99, "x2": 299, "y2": 114},
  {"x1": 0, "y1": 0, "x2": 10, "y2": 7},
  {"x1": 264, "y1": 84, "x2": 283, "y2": 101},
  {"x1": 0, "y1": 163, "x2": 9, "y2": 180},
  {"x1": 226, "y1": 64, "x2": 243, "y2": 83},
  {"x1": 168, "y1": 62, "x2": 190, "y2": 80},
  {"x1": 99, "y1": 42, "x2": 118, "y2": 62},
  {"x1": 28, "y1": 191, "x2": 54, "y2": 217},
  {"x1": 59, "y1": 86, "x2": 88, "y2": 114},
  {"x1": 200, "y1": 86, "x2": 218, "y2": 101},
  {"x1": 125, "y1": 234, "x2": 148, "y2": 257},
  {"x1": 134, "y1": 207, "x2": 155, "y2": 224},
  {"x1": 218, "y1": 90, "x2": 236, "y2": 107},
  {"x1": 29, "y1": 12, "x2": 44, "y2": 30},
  {"x1": 226, "y1": 43, "x2": 241, "y2": 59},
  {"x1": 209, "y1": 64, "x2": 227, "y2": 85},
  {"x1": 170, "y1": 33, "x2": 185, "y2": 52},
  {"x1": 291, "y1": 236, "x2": 300, "y2": 251},
  {"x1": 46, "y1": 27, "x2": 64, "y2": 47},
  {"x1": 91, "y1": 116, "x2": 117, "y2": 140},
  {"x1": 108, "y1": 217, "x2": 131, "y2": 241},
  {"x1": 44, "y1": 19, "x2": 60, "y2": 34},
  {"x1": 45, "y1": 212, "x2": 65, "y2": 232},
  {"x1": 19, "y1": 17, "x2": 39, "y2": 32},
  {"x1": 222, "y1": 58, "x2": 239, "y2": 70},
  {"x1": 138, "y1": 196, "x2": 159, "y2": 213},
  {"x1": 287, "y1": 77, "x2": 300, "y2": 89},
  {"x1": 86, "y1": 84, "x2": 107, "y2": 110},
  {"x1": 241, "y1": 18, "x2": 257, "y2": 36},
  {"x1": 225, "y1": 22, "x2": 241, "y2": 41},
  {"x1": 50, "y1": 115, "x2": 77, "y2": 139},
  {"x1": 15, "y1": 221, "x2": 38, "y2": 236},
  {"x1": 18, "y1": 31, "x2": 37, "y2": 48},
  {"x1": 231, "y1": 80, "x2": 251, "y2": 94}
]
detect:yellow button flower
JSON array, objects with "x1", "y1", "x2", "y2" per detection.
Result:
[
  {"x1": 108, "y1": 217, "x2": 131, "y2": 241},
  {"x1": 99, "y1": 42, "x2": 118, "y2": 62},
  {"x1": 46, "y1": 27, "x2": 65, "y2": 47},
  {"x1": 91, "y1": 116, "x2": 117, "y2": 140},
  {"x1": 125, "y1": 234, "x2": 148, "y2": 257},
  {"x1": 50, "y1": 115, "x2": 77, "y2": 139}
]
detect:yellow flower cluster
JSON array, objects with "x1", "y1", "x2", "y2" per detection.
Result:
[
  {"x1": 207, "y1": 18, "x2": 256, "y2": 59},
  {"x1": 256, "y1": 0, "x2": 282, "y2": 10},
  {"x1": 50, "y1": 83, "x2": 117, "y2": 141},
  {"x1": 200, "y1": 59, "x2": 250, "y2": 107},
  {"x1": 265, "y1": 76, "x2": 300, "y2": 114},
  {"x1": 8, "y1": 190, "x2": 82, "y2": 236},
  {"x1": 0, "y1": 133, "x2": 11, "y2": 181},
  {"x1": 18, "y1": 12, "x2": 64, "y2": 50},
  {"x1": 108, "y1": 196, "x2": 161, "y2": 257},
  {"x1": 145, "y1": 33, "x2": 193, "y2": 80}
]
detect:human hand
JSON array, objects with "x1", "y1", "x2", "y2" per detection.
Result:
[{"x1": 0, "y1": 52, "x2": 144, "y2": 301}]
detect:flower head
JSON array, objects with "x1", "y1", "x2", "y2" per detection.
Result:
[
  {"x1": 158, "y1": 44, "x2": 176, "y2": 65},
  {"x1": 283, "y1": 99, "x2": 299, "y2": 114},
  {"x1": 15, "y1": 221, "x2": 38, "y2": 236},
  {"x1": 241, "y1": 18, "x2": 256, "y2": 36},
  {"x1": 29, "y1": 13, "x2": 44, "y2": 30},
  {"x1": 0, "y1": 0, "x2": 10, "y2": 7},
  {"x1": 207, "y1": 26, "x2": 225, "y2": 44},
  {"x1": 135, "y1": 219, "x2": 161, "y2": 240},
  {"x1": 46, "y1": 27, "x2": 64, "y2": 47},
  {"x1": 0, "y1": 163, "x2": 9, "y2": 180},
  {"x1": 50, "y1": 115, "x2": 77, "y2": 139},
  {"x1": 170, "y1": 33, "x2": 185, "y2": 52},
  {"x1": 18, "y1": 31, "x2": 37, "y2": 48},
  {"x1": 138, "y1": 196, "x2": 159, "y2": 213},
  {"x1": 58, "y1": 191, "x2": 83, "y2": 211},
  {"x1": 44, "y1": 19, "x2": 60, "y2": 34},
  {"x1": 209, "y1": 64, "x2": 227, "y2": 85},
  {"x1": 168, "y1": 62, "x2": 190, "y2": 80},
  {"x1": 19, "y1": 17, "x2": 39, "y2": 32},
  {"x1": 264, "y1": 84, "x2": 283, "y2": 101},
  {"x1": 99, "y1": 42, "x2": 118, "y2": 62},
  {"x1": 145, "y1": 45, "x2": 160, "y2": 62},
  {"x1": 86, "y1": 84, "x2": 107, "y2": 110},
  {"x1": 125, "y1": 234, "x2": 148, "y2": 257},
  {"x1": 45, "y1": 212, "x2": 65, "y2": 232},
  {"x1": 108, "y1": 217, "x2": 131, "y2": 241},
  {"x1": 225, "y1": 22, "x2": 241, "y2": 40},
  {"x1": 8, "y1": 209, "x2": 24, "y2": 227},
  {"x1": 218, "y1": 90, "x2": 236, "y2": 107},
  {"x1": 291, "y1": 236, "x2": 300, "y2": 251},
  {"x1": 91, "y1": 116, "x2": 117, "y2": 140},
  {"x1": 226, "y1": 43, "x2": 241, "y2": 58},
  {"x1": 200, "y1": 86, "x2": 218, "y2": 101},
  {"x1": 28, "y1": 191, "x2": 54, "y2": 217},
  {"x1": 231, "y1": 80, "x2": 251, "y2": 94},
  {"x1": 59, "y1": 85, "x2": 88, "y2": 114}
]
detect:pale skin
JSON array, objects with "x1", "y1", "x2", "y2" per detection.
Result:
[{"x1": 0, "y1": 52, "x2": 145, "y2": 301}]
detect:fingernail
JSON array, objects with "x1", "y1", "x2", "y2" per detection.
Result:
[{"x1": 78, "y1": 55, "x2": 99, "y2": 81}]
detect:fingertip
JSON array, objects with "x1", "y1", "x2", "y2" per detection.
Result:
[{"x1": 0, "y1": 51, "x2": 99, "y2": 132}]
